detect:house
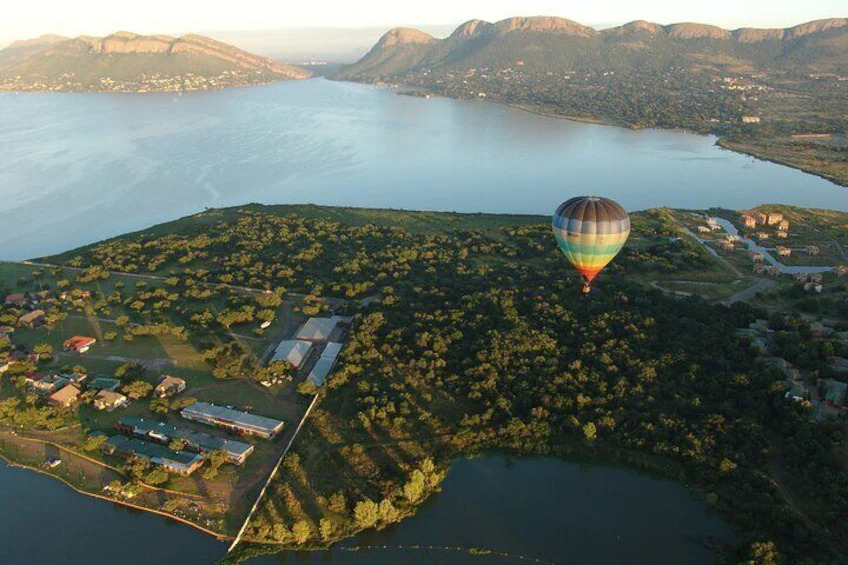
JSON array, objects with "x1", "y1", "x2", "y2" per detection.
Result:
[
  {"x1": 749, "y1": 251, "x2": 765, "y2": 262},
  {"x1": 63, "y1": 336, "x2": 96, "y2": 353},
  {"x1": 777, "y1": 219, "x2": 789, "y2": 231},
  {"x1": 181, "y1": 402, "x2": 284, "y2": 439},
  {"x1": 116, "y1": 417, "x2": 254, "y2": 465},
  {"x1": 697, "y1": 226, "x2": 711, "y2": 233},
  {"x1": 154, "y1": 375, "x2": 186, "y2": 398},
  {"x1": 706, "y1": 217, "x2": 717, "y2": 227},
  {"x1": 307, "y1": 342, "x2": 343, "y2": 387},
  {"x1": 756, "y1": 212, "x2": 768, "y2": 225},
  {"x1": 271, "y1": 340, "x2": 313, "y2": 369},
  {"x1": 804, "y1": 282, "x2": 823, "y2": 293},
  {"x1": 776, "y1": 246, "x2": 791, "y2": 257},
  {"x1": 48, "y1": 384, "x2": 81, "y2": 408},
  {"x1": 31, "y1": 290, "x2": 54, "y2": 304},
  {"x1": 784, "y1": 381, "x2": 807, "y2": 402},
  {"x1": 18, "y1": 310, "x2": 45, "y2": 328},
  {"x1": 741, "y1": 215, "x2": 757, "y2": 228},
  {"x1": 742, "y1": 115, "x2": 761, "y2": 124},
  {"x1": 719, "y1": 240, "x2": 735, "y2": 251},
  {"x1": 766, "y1": 212, "x2": 784, "y2": 225},
  {"x1": 806, "y1": 245, "x2": 820, "y2": 256},
  {"x1": 27, "y1": 374, "x2": 69, "y2": 396},
  {"x1": 88, "y1": 376, "x2": 121, "y2": 391},
  {"x1": 756, "y1": 232, "x2": 769, "y2": 241},
  {"x1": 4, "y1": 293, "x2": 26, "y2": 306},
  {"x1": 754, "y1": 264, "x2": 780, "y2": 276},
  {"x1": 776, "y1": 231, "x2": 788, "y2": 239},
  {"x1": 93, "y1": 390, "x2": 128, "y2": 411},
  {"x1": 794, "y1": 272, "x2": 823, "y2": 284},
  {"x1": 104, "y1": 435, "x2": 204, "y2": 475},
  {"x1": 835, "y1": 266, "x2": 848, "y2": 277}
]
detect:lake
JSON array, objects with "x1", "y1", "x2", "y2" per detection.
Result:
[
  {"x1": 1, "y1": 78, "x2": 846, "y2": 260},
  {"x1": 0, "y1": 456, "x2": 732, "y2": 564}
]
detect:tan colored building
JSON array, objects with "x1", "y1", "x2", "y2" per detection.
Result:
[
  {"x1": 48, "y1": 384, "x2": 81, "y2": 408},
  {"x1": 741, "y1": 215, "x2": 756, "y2": 228},
  {"x1": 776, "y1": 246, "x2": 791, "y2": 257},
  {"x1": 93, "y1": 389, "x2": 127, "y2": 411}
]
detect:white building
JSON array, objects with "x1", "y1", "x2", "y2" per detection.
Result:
[
  {"x1": 295, "y1": 316, "x2": 352, "y2": 342},
  {"x1": 271, "y1": 339, "x2": 313, "y2": 369},
  {"x1": 307, "y1": 342, "x2": 343, "y2": 387}
]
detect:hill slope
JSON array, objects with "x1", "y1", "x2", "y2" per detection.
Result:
[
  {"x1": 337, "y1": 16, "x2": 848, "y2": 79},
  {"x1": 0, "y1": 31, "x2": 311, "y2": 92}
]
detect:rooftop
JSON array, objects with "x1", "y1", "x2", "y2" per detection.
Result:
[
  {"x1": 181, "y1": 402, "x2": 284, "y2": 435},
  {"x1": 271, "y1": 339, "x2": 313, "y2": 366}
]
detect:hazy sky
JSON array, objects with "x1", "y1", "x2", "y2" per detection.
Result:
[{"x1": 4, "y1": 0, "x2": 845, "y2": 43}]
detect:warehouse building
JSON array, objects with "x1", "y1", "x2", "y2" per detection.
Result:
[{"x1": 180, "y1": 402, "x2": 284, "y2": 439}]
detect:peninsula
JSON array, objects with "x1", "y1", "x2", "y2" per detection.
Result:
[{"x1": 0, "y1": 204, "x2": 847, "y2": 563}]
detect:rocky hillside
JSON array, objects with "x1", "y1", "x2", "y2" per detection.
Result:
[
  {"x1": 0, "y1": 31, "x2": 311, "y2": 92},
  {"x1": 336, "y1": 16, "x2": 848, "y2": 79}
]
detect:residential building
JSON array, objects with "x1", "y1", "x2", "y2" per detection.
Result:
[
  {"x1": 756, "y1": 212, "x2": 768, "y2": 225},
  {"x1": 93, "y1": 390, "x2": 127, "y2": 411},
  {"x1": 154, "y1": 375, "x2": 186, "y2": 398},
  {"x1": 63, "y1": 336, "x2": 96, "y2": 353},
  {"x1": 696, "y1": 226, "x2": 711, "y2": 233},
  {"x1": 753, "y1": 264, "x2": 780, "y2": 276},
  {"x1": 18, "y1": 310, "x2": 45, "y2": 328},
  {"x1": 116, "y1": 417, "x2": 254, "y2": 464},
  {"x1": 835, "y1": 266, "x2": 848, "y2": 276},
  {"x1": 777, "y1": 219, "x2": 789, "y2": 231},
  {"x1": 27, "y1": 374, "x2": 69, "y2": 396},
  {"x1": 4, "y1": 293, "x2": 26, "y2": 306},
  {"x1": 776, "y1": 231, "x2": 788, "y2": 239},
  {"x1": 776, "y1": 246, "x2": 791, "y2": 257},
  {"x1": 295, "y1": 316, "x2": 352, "y2": 342},
  {"x1": 749, "y1": 251, "x2": 765, "y2": 262},
  {"x1": 806, "y1": 245, "x2": 820, "y2": 256},
  {"x1": 48, "y1": 384, "x2": 81, "y2": 408},
  {"x1": 307, "y1": 342, "x2": 343, "y2": 387},
  {"x1": 180, "y1": 402, "x2": 284, "y2": 439},
  {"x1": 271, "y1": 340, "x2": 313, "y2": 369},
  {"x1": 766, "y1": 212, "x2": 784, "y2": 225},
  {"x1": 804, "y1": 282, "x2": 823, "y2": 293},
  {"x1": 104, "y1": 436, "x2": 204, "y2": 475},
  {"x1": 742, "y1": 115, "x2": 761, "y2": 124},
  {"x1": 756, "y1": 232, "x2": 769, "y2": 240},
  {"x1": 741, "y1": 215, "x2": 756, "y2": 228}
]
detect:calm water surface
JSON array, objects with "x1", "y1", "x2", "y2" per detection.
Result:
[
  {"x1": 1, "y1": 78, "x2": 846, "y2": 260},
  {"x1": 0, "y1": 456, "x2": 731, "y2": 564}
]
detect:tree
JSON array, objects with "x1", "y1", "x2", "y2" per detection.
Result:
[
  {"x1": 169, "y1": 439, "x2": 186, "y2": 452},
  {"x1": 202, "y1": 449, "x2": 229, "y2": 480},
  {"x1": 83, "y1": 434, "x2": 107, "y2": 452},
  {"x1": 582, "y1": 422, "x2": 597, "y2": 442},
  {"x1": 378, "y1": 499, "x2": 399, "y2": 524},
  {"x1": 319, "y1": 518, "x2": 335, "y2": 541},
  {"x1": 144, "y1": 468, "x2": 170, "y2": 485},
  {"x1": 403, "y1": 469, "x2": 426, "y2": 503},
  {"x1": 292, "y1": 520, "x2": 311, "y2": 544},
  {"x1": 122, "y1": 380, "x2": 153, "y2": 400},
  {"x1": 354, "y1": 499, "x2": 379, "y2": 528}
]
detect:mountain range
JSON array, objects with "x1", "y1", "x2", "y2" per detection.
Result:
[
  {"x1": 336, "y1": 16, "x2": 848, "y2": 79},
  {"x1": 0, "y1": 31, "x2": 310, "y2": 91}
]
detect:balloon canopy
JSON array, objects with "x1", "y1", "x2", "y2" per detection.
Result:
[{"x1": 552, "y1": 196, "x2": 630, "y2": 289}]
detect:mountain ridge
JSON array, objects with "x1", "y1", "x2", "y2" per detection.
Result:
[
  {"x1": 337, "y1": 16, "x2": 848, "y2": 80},
  {"x1": 0, "y1": 31, "x2": 311, "y2": 91}
]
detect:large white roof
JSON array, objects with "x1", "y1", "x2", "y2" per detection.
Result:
[
  {"x1": 271, "y1": 339, "x2": 313, "y2": 366},
  {"x1": 307, "y1": 342, "x2": 343, "y2": 387}
]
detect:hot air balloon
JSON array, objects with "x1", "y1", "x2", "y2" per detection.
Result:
[{"x1": 552, "y1": 196, "x2": 630, "y2": 294}]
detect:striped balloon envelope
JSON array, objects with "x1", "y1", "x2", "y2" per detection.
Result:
[{"x1": 552, "y1": 196, "x2": 630, "y2": 293}]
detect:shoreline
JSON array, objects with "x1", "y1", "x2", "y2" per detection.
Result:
[
  {"x1": 390, "y1": 83, "x2": 848, "y2": 190},
  {"x1": 0, "y1": 431, "x2": 232, "y2": 542}
]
